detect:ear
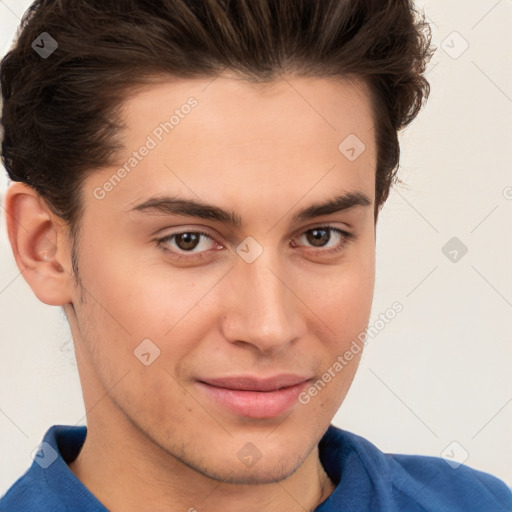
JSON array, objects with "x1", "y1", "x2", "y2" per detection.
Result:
[{"x1": 4, "y1": 182, "x2": 74, "y2": 306}]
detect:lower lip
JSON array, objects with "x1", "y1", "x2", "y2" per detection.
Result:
[{"x1": 196, "y1": 381, "x2": 308, "y2": 419}]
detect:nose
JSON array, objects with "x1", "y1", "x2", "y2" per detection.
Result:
[{"x1": 220, "y1": 254, "x2": 306, "y2": 354}]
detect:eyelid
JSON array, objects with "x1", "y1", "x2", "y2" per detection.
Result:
[
  {"x1": 154, "y1": 227, "x2": 220, "y2": 256},
  {"x1": 292, "y1": 225, "x2": 354, "y2": 250},
  {"x1": 296, "y1": 219, "x2": 353, "y2": 234},
  {"x1": 155, "y1": 224, "x2": 355, "y2": 260},
  {"x1": 154, "y1": 225, "x2": 216, "y2": 241}
]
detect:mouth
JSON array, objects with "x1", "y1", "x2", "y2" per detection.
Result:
[{"x1": 196, "y1": 375, "x2": 311, "y2": 419}]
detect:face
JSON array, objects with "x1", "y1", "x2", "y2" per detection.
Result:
[{"x1": 66, "y1": 74, "x2": 376, "y2": 483}]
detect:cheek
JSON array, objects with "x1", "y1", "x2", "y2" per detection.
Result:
[
  {"x1": 77, "y1": 236, "x2": 221, "y2": 342},
  {"x1": 300, "y1": 243, "x2": 375, "y2": 343},
  {"x1": 324, "y1": 267, "x2": 374, "y2": 332},
  {"x1": 296, "y1": 262, "x2": 374, "y2": 415}
]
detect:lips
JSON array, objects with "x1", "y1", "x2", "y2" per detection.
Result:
[{"x1": 196, "y1": 374, "x2": 310, "y2": 419}]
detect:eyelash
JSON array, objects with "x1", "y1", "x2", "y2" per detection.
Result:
[
  {"x1": 155, "y1": 229, "x2": 222, "y2": 262},
  {"x1": 155, "y1": 226, "x2": 355, "y2": 262}
]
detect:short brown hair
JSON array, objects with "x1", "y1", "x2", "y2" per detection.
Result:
[{"x1": 1, "y1": 0, "x2": 434, "y2": 238}]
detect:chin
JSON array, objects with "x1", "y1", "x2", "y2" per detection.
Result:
[
  {"x1": 192, "y1": 453, "x2": 305, "y2": 486},
  {"x1": 157, "y1": 431, "x2": 311, "y2": 486}
]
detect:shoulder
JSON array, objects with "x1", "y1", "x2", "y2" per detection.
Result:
[
  {"x1": 389, "y1": 452, "x2": 512, "y2": 511},
  {"x1": 0, "y1": 425, "x2": 103, "y2": 512},
  {"x1": 0, "y1": 468, "x2": 67, "y2": 512},
  {"x1": 321, "y1": 426, "x2": 512, "y2": 512}
]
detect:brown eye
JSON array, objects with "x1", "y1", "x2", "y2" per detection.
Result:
[
  {"x1": 157, "y1": 230, "x2": 217, "y2": 256},
  {"x1": 293, "y1": 226, "x2": 354, "y2": 254},
  {"x1": 175, "y1": 232, "x2": 201, "y2": 251},
  {"x1": 305, "y1": 228, "x2": 331, "y2": 247}
]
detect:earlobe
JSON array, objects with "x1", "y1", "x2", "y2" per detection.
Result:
[{"x1": 4, "y1": 182, "x2": 74, "y2": 306}]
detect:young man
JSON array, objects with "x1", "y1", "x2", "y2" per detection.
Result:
[{"x1": 0, "y1": 0, "x2": 510, "y2": 511}]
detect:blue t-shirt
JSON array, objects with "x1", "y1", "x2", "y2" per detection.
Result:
[{"x1": 1, "y1": 424, "x2": 511, "y2": 511}]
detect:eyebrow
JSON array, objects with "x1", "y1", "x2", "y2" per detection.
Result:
[{"x1": 128, "y1": 191, "x2": 372, "y2": 225}]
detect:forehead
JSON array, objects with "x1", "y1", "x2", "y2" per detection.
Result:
[{"x1": 87, "y1": 74, "x2": 377, "y2": 214}]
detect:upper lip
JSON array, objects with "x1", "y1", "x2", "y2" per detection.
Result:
[{"x1": 199, "y1": 374, "x2": 310, "y2": 392}]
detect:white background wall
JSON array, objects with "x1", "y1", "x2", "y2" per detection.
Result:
[{"x1": 1, "y1": 0, "x2": 511, "y2": 495}]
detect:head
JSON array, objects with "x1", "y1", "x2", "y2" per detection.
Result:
[{"x1": 1, "y1": 0, "x2": 432, "y2": 485}]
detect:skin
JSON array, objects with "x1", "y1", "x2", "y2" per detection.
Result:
[{"x1": 5, "y1": 74, "x2": 377, "y2": 511}]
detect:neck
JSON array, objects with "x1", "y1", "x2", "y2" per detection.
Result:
[{"x1": 69, "y1": 401, "x2": 334, "y2": 512}]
